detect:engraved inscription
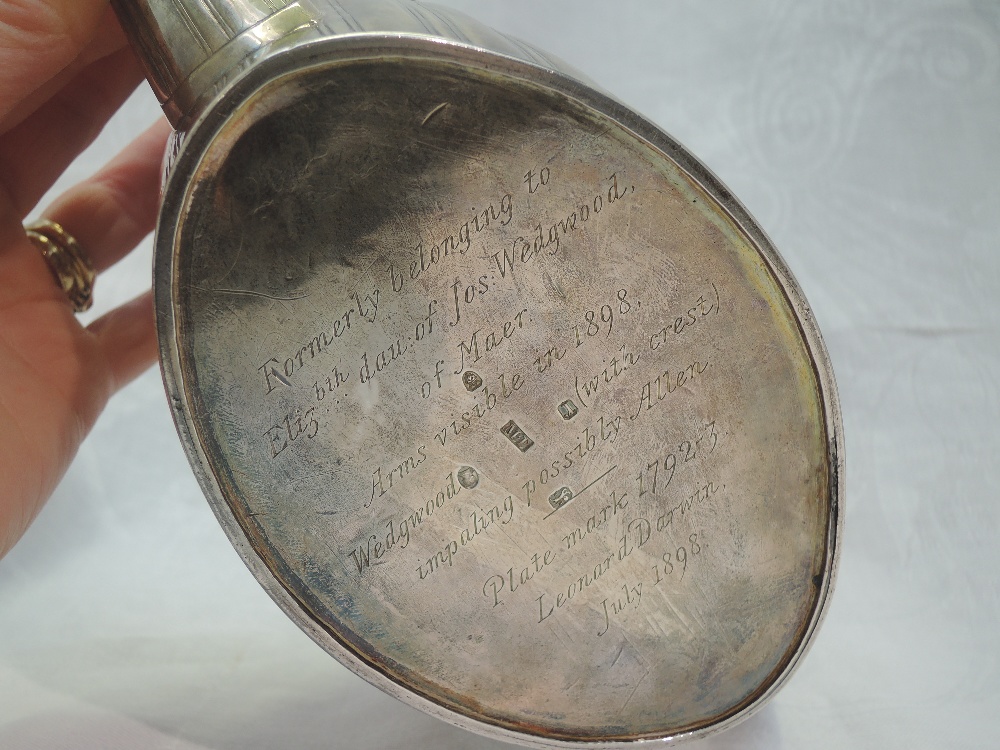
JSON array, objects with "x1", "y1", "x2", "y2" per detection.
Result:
[
  {"x1": 561, "y1": 489, "x2": 629, "y2": 550},
  {"x1": 259, "y1": 290, "x2": 379, "y2": 394},
  {"x1": 635, "y1": 420, "x2": 720, "y2": 498},
  {"x1": 387, "y1": 192, "x2": 514, "y2": 292},
  {"x1": 654, "y1": 481, "x2": 725, "y2": 532},
  {"x1": 629, "y1": 360, "x2": 711, "y2": 421},
  {"x1": 536, "y1": 551, "x2": 616, "y2": 624},
  {"x1": 483, "y1": 547, "x2": 557, "y2": 607},
  {"x1": 178, "y1": 58, "x2": 833, "y2": 739},
  {"x1": 573, "y1": 343, "x2": 641, "y2": 409},
  {"x1": 490, "y1": 172, "x2": 635, "y2": 280},
  {"x1": 433, "y1": 371, "x2": 524, "y2": 448},
  {"x1": 651, "y1": 533, "x2": 704, "y2": 586},
  {"x1": 523, "y1": 166, "x2": 550, "y2": 194},
  {"x1": 455, "y1": 308, "x2": 529, "y2": 372},
  {"x1": 521, "y1": 415, "x2": 622, "y2": 506},
  {"x1": 572, "y1": 288, "x2": 636, "y2": 348},
  {"x1": 417, "y1": 496, "x2": 514, "y2": 580},
  {"x1": 348, "y1": 471, "x2": 465, "y2": 574},
  {"x1": 647, "y1": 284, "x2": 721, "y2": 350},
  {"x1": 368, "y1": 446, "x2": 429, "y2": 508},
  {"x1": 263, "y1": 407, "x2": 319, "y2": 458},
  {"x1": 598, "y1": 582, "x2": 642, "y2": 637}
]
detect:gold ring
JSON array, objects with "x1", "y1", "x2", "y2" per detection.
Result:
[{"x1": 24, "y1": 219, "x2": 96, "y2": 313}]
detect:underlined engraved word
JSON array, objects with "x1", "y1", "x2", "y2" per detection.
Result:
[
  {"x1": 348, "y1": 471, "x2": 464, "y2": 574},
  {"x1": 367, "y1": 445, "x2": 428, "y2": 508},
  {"x1": 263, "y1": 407, "x2": 319, "y2": 459},
  {"x1": 483, "y1": 548, "x2": 557, "y2": 607},
  {"x1": 454, "y1": 308, "x2": 529, "y2": 372},
  {"x1": 491, "y1": 172, "x2": 635, "y2": 279},
  {"x1": 417, "y1": 497, "x2": 515, "y2": 580},
  {"x1": 522, "y1": 415, "x2": 622, "y2": 506},
  {"x1": 259, "y1": 289, "x2": 379, "y2": 394},
  {"x1": 635, "y1": 420, "x2": 720, "y2": 498},
  {"x1": 647, "y1": 283, "x2": 721, "y2": 351},
  {"x1": 629, "y1": 359, "x2": 711, "y2": 421},
  {"x1": 387, "y1": 193, "x2": 513, "y2": 292}
]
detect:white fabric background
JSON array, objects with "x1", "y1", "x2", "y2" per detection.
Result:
[{"x1": 2, "y1": 1, "x2": 998, "y2": 747}]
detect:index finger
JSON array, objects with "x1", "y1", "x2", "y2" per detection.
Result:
[{"x1": 0, "y1": 0, "x2": 120, "y2": 124}]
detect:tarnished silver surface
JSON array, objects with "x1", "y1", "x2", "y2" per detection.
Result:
[
  {"x1": 119, "y1": 1, "x2": 843, "y2": 746},
  {"x1": 113, "y1": 0, "x2": 571, "y2": 130}
]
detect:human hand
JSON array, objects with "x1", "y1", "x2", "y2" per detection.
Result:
[{"x1": 0, "y1": 0, "x2": 170, "y2": 557}]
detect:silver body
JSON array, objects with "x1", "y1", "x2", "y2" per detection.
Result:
[{"x1": 114, "y1": 1, "x2": 844, "y2": 746}]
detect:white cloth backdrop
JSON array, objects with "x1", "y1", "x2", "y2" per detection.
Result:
[{"x1": 2, "y1": 1, "x2": 997, "y2": 747}]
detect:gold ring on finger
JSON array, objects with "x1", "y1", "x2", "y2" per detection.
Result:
[{"x1": 24, "y1": 219, "x2": 96, "y2": 313}]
